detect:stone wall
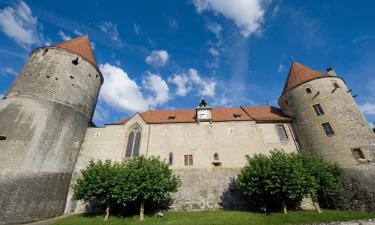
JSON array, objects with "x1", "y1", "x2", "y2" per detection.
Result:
[{"x1": 0, "y1": 47, "x2": 102, "y2": 224}]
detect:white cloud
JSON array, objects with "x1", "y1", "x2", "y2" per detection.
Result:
[
  {"x1": 208, "y1": 47, "x2": 220, "y2": 56},
  {"x1": 0, "y1": 1, "x2": 42, "y2": 47},
  {"x1": 98, "y1": 63, "x2": 171, "y2": 113},
  {"x1": 168, "y1": 18, "x2": 178, "y2": 29},
  {"x1": 57, "y1": 30, "x2": 71, "y2": 41},
  {"x1": 145, "y1": 50, "x2": 169, "y2": 67},
  {"x1": 168, "y1": 73, "x2": 191, "y2": 96},
  {"x1": 206, "y1": 22, "x2": 222, "y2": 38},
  {"x1": 193, "y1": 0, "x2": 265, "y2": 38},
  {"x1": 74, "y1": 29, "x2": 83, "y2": 36},
  {"x1": 93, "y1": 105, "x2": 109, "y2": 123},
  {"x1": 168, "y1": 68, "x2": 216, "y2": 97},
  {"x1": 0, "y1": 67, "x2": 18, "y2": 76},
  {"x1": 133, "y1": 23, "x2": 141, "y2": 34},
  {"x1": 277, "y1": 64, "x2": 284, "y2": 73},
  {"x1": 99, "y1": 63, "x2": 148, "y2": 113},
  {"x1": 142, "y1": 72, "x2": 170, "y2": 105},
  {"x1": 360, "y1": 103, "x2": 375, "y2": 116},
  {"x1": 98, "y1": 21, "x2": 122, "y2": 45}
]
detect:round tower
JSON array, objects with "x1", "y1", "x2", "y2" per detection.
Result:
[
  {"x1": 279, "y1": 62, "x2": 375, "y2": 210},
  {"x1": 0, "y1": 36, "x2": 103, "y2": 224}
]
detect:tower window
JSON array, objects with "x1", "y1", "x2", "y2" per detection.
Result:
[
  {"x1": 306, "y1": 88, "x2": 312, "y2": 94},
  {"x1": 169, "y1": 152, "x2": 173, "y2": 166},
  {"x1": 322, "y1": 123, "x2": 335, "y2": 136},
  {"x1": 72, "y1": 57, "x2": 79, "y2": 65},
  {"x1": 0, "y1": 136, "x2": 6, "y2": 141},
  {"x1": 276, "y1": 125, "x2": 288, "y2": 141},
  {"x1": 313, "y1": 104, "x2": 325, "y2": 116},
  {"x1": 184, "y1": 154, "x2": 193, "y2": 166},
  {"x1": 125, "y1": 125, "x2": 141, "y2": 158},
  {"x1": 352, "y1": 148, "x2": 366, "y2": 160},
  {"x1": 214, "y1": 153, "x2": 219, "y2": 161}
]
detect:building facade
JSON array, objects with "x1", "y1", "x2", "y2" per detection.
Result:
[{"x1": 0, "y1": 36, "x2": 374, "y2": 224}]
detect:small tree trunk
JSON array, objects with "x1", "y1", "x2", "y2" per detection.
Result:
[
  {"x1": 312, "y1": 198, "x2": 322, "y2": 213},
  {"x1": 282, "y1": 201, "x2": 288, "y2": 214},
  {"x1": 104, "y1": 205, "x2": 110, "y2": 221},
  {"x1": 140, "y1": 201, "x2": 145, "y2": 221}
]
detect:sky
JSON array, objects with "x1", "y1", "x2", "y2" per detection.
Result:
[{"x1": 0, "y1": 0, "x2": 374, "y2": 127}]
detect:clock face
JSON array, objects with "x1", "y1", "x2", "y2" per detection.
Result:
[{"x1": 198, "y1": 110, "x2": 210, "y2": 120}]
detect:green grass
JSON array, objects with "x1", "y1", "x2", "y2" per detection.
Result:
[{"x1": 51, "y1": 210, "x2": 375, "y2": 225}]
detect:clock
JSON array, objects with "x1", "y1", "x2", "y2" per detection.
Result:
[{"x1": 197, "y1": 109, "x2": 211, "y2": 120}]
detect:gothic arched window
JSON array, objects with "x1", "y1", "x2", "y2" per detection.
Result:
[{"x1": 125, "y1": 124, "x2": 141, "y2": 158}]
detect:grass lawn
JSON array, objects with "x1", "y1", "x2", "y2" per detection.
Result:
[{"x1": 51, "y1": 210, "x2": 375, "y2": 225}]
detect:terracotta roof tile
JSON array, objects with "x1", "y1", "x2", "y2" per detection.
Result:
[
  {"x1": 282, "y1": 62, "x2": 326, "y2": 95},
  {"x1": 111, "y1": 105, "x2": 290, "y2": 125},
  {"x1": 241, "y1": 106, "x2": 291, "y2": 122},
  {"x1": 53, "y1": 35, "x2": 97, "y2": 66}
]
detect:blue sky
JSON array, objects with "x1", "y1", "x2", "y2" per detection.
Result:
[{"x1": 0, "y1": 0, "x2": 374, "y2": 127}]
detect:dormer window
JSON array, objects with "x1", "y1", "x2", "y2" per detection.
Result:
[
  {"x1": 168, "y1": 116, "x2": 176, "y2": 120},
  {"x1": 233, "y1": 113, "x2": 241, "y2": 119}
]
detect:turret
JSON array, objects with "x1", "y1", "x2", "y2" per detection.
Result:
[
  {"x1": 0, "y1": 36, "x2": 103, "y2": 224},
  {"x1": 279, "y1": 62, "x2": 375, "y2": 210}
]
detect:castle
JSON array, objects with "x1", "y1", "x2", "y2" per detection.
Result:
[{"x1": 0, "y1": 36, "x2": 374, "y2": 224}]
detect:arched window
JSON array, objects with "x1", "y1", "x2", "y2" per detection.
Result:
[
  {"x1": 306, "y1": 88, "x2": 312, "y2": 94},
  {"x1": 214, "y1": 152, "x2": 219, "y2": 161},
  {"x1": 125, "y1": 124, "x2": 141, "y2": 158}
]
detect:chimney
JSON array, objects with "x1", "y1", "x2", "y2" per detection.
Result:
[{"x1": 326, "y1": 67, "x2": 337, "y2": 76}]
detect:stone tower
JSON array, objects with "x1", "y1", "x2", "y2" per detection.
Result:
[
  {"x1": 0, "y1": 36, "x2": 103, "y2": 224},
  {"x1": 279, "y1": 62, "x2": 375, "y2": 210}
]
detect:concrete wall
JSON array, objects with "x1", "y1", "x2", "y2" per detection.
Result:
[
  {"x1": 279, "y1": 76, "x2": 375, "y2": 211},
  {"x1": 65, "y1": 114, "x2": 298, "y2": 213},
  {"x1": 0, "y1": 47, "x2": 102, "y2": 224}
]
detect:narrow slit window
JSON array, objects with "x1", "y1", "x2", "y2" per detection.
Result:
[
  {"x1": 352, "y1": 148, "x2": 366, "y2": 160},
  {"x1": 276, "y1": 125, "x2": 288, "y2": 141},
  {"x1": 313, "y1": 104, "x2": 325, "y2": 116},
  {"x1": 322, "y1": 123, "x2": 335, "y2": 136},
  {"x1": 214, "y1": 153, "x2": 219, "y2": 161},
  {"x1": 169, "y1": 152, "x2": 173, "y2": 166},
  {"x1": 334, "y1": 83, "x2": 340, "y2": 88}
]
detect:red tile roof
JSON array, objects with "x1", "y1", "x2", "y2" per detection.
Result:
[
  {"x1": 53, "y1": 35, "x2": 97, "y2": 66},
  {"x1": 282, "y1": 62, "x2": 326, "y2": 95},
  {"x1": 111, "y1": 106, "x2": 291, "y2": 125}
]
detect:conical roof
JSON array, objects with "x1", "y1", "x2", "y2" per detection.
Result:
[
  {"x1": 282, "y1": 62, "x2": 326, "y2": 95},
  {"x1": 53, "y1": 35, "x2": 97, "y2": 66}
]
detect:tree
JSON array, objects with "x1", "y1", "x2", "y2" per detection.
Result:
[
  {"x1": 293, "y1": 152, "x2": 343, "y2": 212},
  {"x1": 72, "y1": 160, "x2": 121, "y2": 221},
  {"x1": 236, "y1": 150, "x2": 343, "y2": 214},
  {"x1": 116, "y1": 155, "x2": 181, "y2": 221},
  {"x1": 237, "y1": 150, "x2": 317, "y2": 214}
]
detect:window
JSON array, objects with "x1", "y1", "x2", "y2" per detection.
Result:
[
  {"x1": 214, "y1": 153, "x2": 219, "y2": 161},
  {"x1": 284, "y1": 100, "x2": 288, "y2": 105},
  {"x1": 306, "y1": 88, "x2": 312, "y2": 94},
  {"x1": 168, "y1": 116, "x2": 176, "y2": 120},
  {"x1": 125, "y1": 125, "x2": 141, "y2": 158},
  {"x1": 233, "y1": 113, "x2": 241, "y2": 119},
  {"x1": 352, "y1": 148, "x2": 366, "y2": 160},
  {"x1": 276, "y1": 125, "x2": 288, "y2": 141},
  {"x1": 72, "y1": 57, "x2": 79, "y2": 65},
  {"x1": 334, "y1": 83, "x2": 340, "y2": 88},
  {"x1": 169, "y1": 152, "x2": 173, "y2": 165},
  {"x1": 313, "y1": 104, "x2": 325, "y2": 116},
  {"x1": 0, "y1": 136, "x2": 6, "y2": 141},
  {"x1": 322, "y1": 123, "x2": 335, "y2": 136},
  {"x1": 184, "y1": 155, "x2": 193, "y2": 166}
]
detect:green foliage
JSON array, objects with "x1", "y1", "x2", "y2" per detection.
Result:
[
  {"x1": 73, "y1": 160, "x2": 121, "y2": 208},
  {"x1": 236, "y1": 150, "x2": 343, "y2": 211},
  {"x1": 116, "y1": 155, "x2": 181, "y2": 204}
]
